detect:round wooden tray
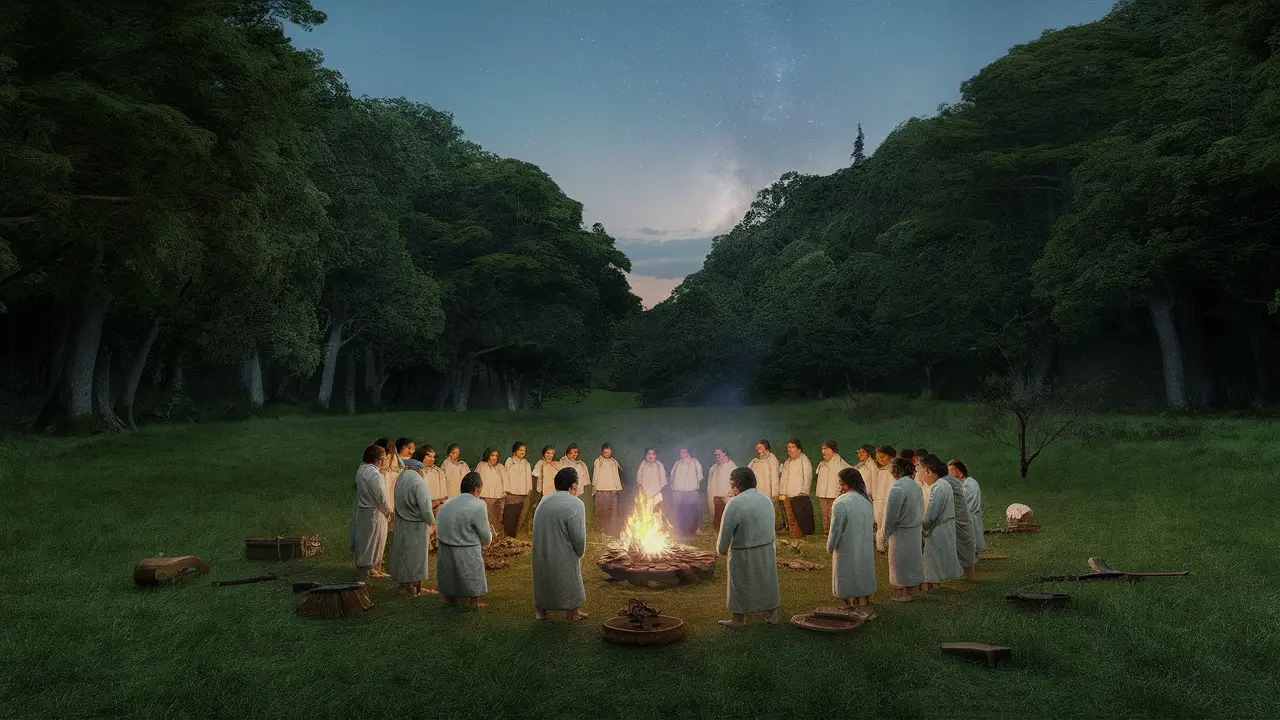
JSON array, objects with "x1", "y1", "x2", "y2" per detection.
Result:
[
  {"x1": 597, "y1": 545, "x2": 717, "y2": 587},
  {"x1": 790, "y1": 612, "x2": 866, "y2": 633},
  {"x1": 601, "y1": 615, "x2": 685, "y2": 645}
]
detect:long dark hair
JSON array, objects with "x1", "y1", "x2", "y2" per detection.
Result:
[{"x1": 838, "y1": 468, "x2": 869, "y2": 501}]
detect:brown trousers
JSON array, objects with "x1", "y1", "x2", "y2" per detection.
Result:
[
  {"x1": 483, "y1": 497, "x2": 504, "y2": 538},
  {"x1": 596, "y1": 490, "x2": 620, "y2": 536},
  {"x1": 820, "y1": 497, "x2": 835, "y2": 534},
  {"x1": 713, "y1": 496, "x2": 727, "y2": 532},
  {"x1": 502, "y1": 493, "x2": 527, "y2": 538}
]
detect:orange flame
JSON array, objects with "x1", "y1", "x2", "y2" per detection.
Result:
[{"x1": 616, "y1": 490, "x2": 671, "y2": 559}]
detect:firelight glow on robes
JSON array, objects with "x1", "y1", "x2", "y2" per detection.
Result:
[{"x1": 616, "y1": 491, "x2": 671, "y2": 560}]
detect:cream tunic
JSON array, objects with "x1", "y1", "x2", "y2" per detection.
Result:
[
  {"x1": 419, "y1": 465, "x2": 447, "y2": 501},
  {"x1": 533, "y1": 459, "x2": 562, "y2": 495},
  {"x1": 669, "y1": 457, "x2": 704, "y2": 492},
  {"x1": 505, "y1": 457, "x2": 533, "y2": 495},
  {"x1": 593, "y1": 456, "x2": 622, "y2": 491},
  {"x1": 559, "y1": 456, "x2": 590, "y2": 487},
  {"x1": 780, "y1": 454, "x2": 813, "y2": 496},
  {"x1": 816, "y1": 453, "x2": 850, "y2": 498},
  {"x1": 635, "y1": 460, "x2": 667, "y2": 499},
  {"x1": 748, "y1": 453, "x2": 781, "y2": 497},
  {"x1": 531, "y1": 491, "x2": 587, "y2": 611},
  {"x1": 854, "y1": 459, "x2": 878, "y2": 500},
  {"x1": 443, "y1": 458, "x2": 470, "y2": 497},
  {"x1": 872, "y1": 466, "x2": 895, "y2": 544},
  {"x1": 717, "y1": 488, "x2": 781, "y2": 614},
  {"x1": 706, "y1": 459, "x2": 737, "y2": 513},
  {"x1": 476, "y1": 463, "x2": 507, "y2": 499}
]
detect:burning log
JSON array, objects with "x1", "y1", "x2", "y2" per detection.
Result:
[{"x1": 596, "y1": 491, "x2": 717, "y2": 587}]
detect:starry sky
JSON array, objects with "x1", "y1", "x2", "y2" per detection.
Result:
[{"x1": 288, "y1": 0, "x2": 1112, "y2": 307}]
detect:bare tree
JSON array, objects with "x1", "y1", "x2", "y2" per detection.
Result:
[{"x1": 829, "y1": 372, "x2": 867, "y2": 422}]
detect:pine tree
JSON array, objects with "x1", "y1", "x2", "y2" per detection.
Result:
[{"x1": 850, "y1": 123, "x2": 866, "y2": 165}]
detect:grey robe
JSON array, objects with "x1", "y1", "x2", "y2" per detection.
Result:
[
  {"x1": 349, "y1": 463, "x2": 390, "y2": 568},
  {"x1": 922, "y1": 481, "x2": 964, "y2": 583},
  {"x1": 945, "y1": 475, "x2": 976, "y2": 569},
  {"x1": 436, "y1": 494, "x2": 492, "y2": 597},
  {"x1": 963, "y1": 477, "x2": 987, "y2": 553},
  {"x1": 827, "y1": 491, "x2": 877, "y2": 599},
  {"x1": 388, "y1": 469, "x2": 435, "y2": 583},
  {"x1": 880, "y1": 476, "x2": 924, "y2": 588},
  {"x1": 717, "y1": 488, "x2": 781, "y2": 614},
  {"x1": 531, "y1": 491, "x2": 587, "y2": 611}
]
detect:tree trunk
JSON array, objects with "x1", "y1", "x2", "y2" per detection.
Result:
[
  {"x1": 1028, "y1": 335, "x2": 1057, "y2": 394},
  {"x1": 432, "y1": 363, "x2": 460, "y2": 411},
  {"x1": 344, "y1": 348, "x2": 356, "y2": 415},
  {"x1": 501, "y1": 369, "x2": 522, "y2": 412},
  {"x1": 118, "y1": 317, "x2": 161, "y2": 429},
  {"x1": 33, "y1": 305, "x2": 74, "y2": 430},
  {"x1": 1243, "y1": 314, "x2": 1270, "y2": 408},
  {"x1": 93, "y1": 344, "x2": 126, "y2": 433},
  {"x1": 317, "y1": 303, "x2": 347, "y2": 410},
  {"x1": 60, "y1": 298, "x2": 109, "y2": 434},
  {"x1": 364, "y1": 343, "x2": 382, "y2": 407},
  {"x1": 920, "y1": 364, "x2": 933, "y2": 400},
  {"x1": 1174, "y1": 294, "x2": 1213, "y2": 409},
  {"x1": 1147, "y1": 294, "x2": 1188, "y2": 410},
  {"x1": 242, "y1": 348, "x2": 265, "y2": 409},
  {"x1": 454, "y1": 355, "x2": 475, "y2": 412}
]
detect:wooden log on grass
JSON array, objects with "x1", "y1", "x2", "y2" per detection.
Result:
[{"x1": 942, "y1": 643, "x2": 1012, "y2": 669}]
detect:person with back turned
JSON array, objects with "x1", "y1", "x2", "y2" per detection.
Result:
[
  {"x1": 716, "y1": 466, "x2": 781, "y2": 628},
  {"x1": 532, "y1": 467, "x2": 588, "y2": 622},
  {"x1": 436, "y1": 471, "x2": 493, "y2": 608}
]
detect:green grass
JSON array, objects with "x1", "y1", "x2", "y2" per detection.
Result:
[{"x1": 1, "y1": 399, "x2": 1276, "y2": 718}]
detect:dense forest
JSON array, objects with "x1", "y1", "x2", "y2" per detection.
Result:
[
  {"x1": 611, "y1": 0, "x2": 1280, "y2": 411},
  {"x1": 0, "y1": 1, "x2": 641, "y2": 433}
]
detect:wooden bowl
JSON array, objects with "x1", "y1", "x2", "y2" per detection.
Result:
[
  {"x1": 790, "y1": 613, "x2": 866, "y2": 633},
  {"x1": 601, "y1": 615, "x2": 685, "y2": 645}
]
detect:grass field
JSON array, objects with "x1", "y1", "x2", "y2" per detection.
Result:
[{"x1": 1, "y1": 398, "x2": 1276, "y2": 718}]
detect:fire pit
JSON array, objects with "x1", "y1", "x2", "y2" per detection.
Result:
[
  {"x1": 596, "y1": 493, "x2": 717, "y2": 587},
  {"x1": 601, "y1": 599, "x2": 685, "y2": 646}
]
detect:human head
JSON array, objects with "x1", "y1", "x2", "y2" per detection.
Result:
[
  {"x1": 876, "y1": 445, "x2": 896, "y2": 466},
  {"x1": 541, "y1": 445, "x2": 555, "y2": 462},
  {"x1": 421, "y1": 445, "x2": 437, "y2": 467},
  {"x1": 645, "y1": 448, "x2": 656, "y2": 462},
  {"x1": 755, "y1": 439, "x2": 771, "y2": 456},
  {"x1": 714, "y1": 447, "x2": 728, "y2": 463},
  {"x1": 786, "y1": 439, "x2": 802, "y2": 459},
  {"x1": 918, "y1": 453, "x2": 946, "y2": 482},
  {"x1": 891, "y1": 458, "x2": 914, "y2": 479},
  {"x1": 857, "y1": 443, "x2": 875, "y2": 462},
  {"x1": 821, "y1": 440, "x2": 837, "y2": 461},
  {"x1": 553, "y1": 467, "x2": 579, "y2": 493},
  {"x1": 838, "y1": 467, "x2": 869, "y2": 500},
  {"x1": 729, "y1": 466, "x2": 757, "y2": 492},
  {"x1": 679, "y1": 448, "x2": 690, "y2": 459},
  {"x1": 482, "y1": 448, "x2": 499, "y2": 466},
  {"x1": 461, "y1": 471, "x2": 483, "y2": 495},
  {"x1": 899, "y1": 448, "x2": 917, "y2": 465},
  {"x1": 446, "y1": 443, "x2": 460, "y2": 461},
  {"x1": 917, "y1": 448, "x2": 929, "y2": 459},
  {"x1": 363, "y1": 444, "x2": 386, "y2": 465},
  {"x1": 396, "y1": 438, "x2": 415, "y2": 458},
  {"x1": 374, "y1": 437, "x2": 389, "y2": 448},
  {"x1": 601, "y1": 442, "x2": 612, "y2": 458},
  {"x1": 511, "y1": 442, "x2": 526, "y2": 459},
  {"x1": 566, "y1": 443, "x2": 579, "y2": 460},
  {"x1": 948, "y1": 459, "x2": 969, "y2": 479}
]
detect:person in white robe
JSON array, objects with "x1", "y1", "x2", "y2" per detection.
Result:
[
  {"x1": 827, "y1": 468, "x2": 877, "y2": 608},
  {"x1": 668, "y1": 448, "x2": 704, "y2": 539},
  {"x1": 593, "y1": 443, "x2": 623, "y2": 536},
  {"x1": 779, "y1": 439, "x2": 815, "y2": 536},
  {"x1": 707, "y1": 448, "x2": 736, "y2": 532},
  {"x1": 380, "y1": 439, "x2": 403, "y2": 529},
  {"x1": 442, "y1": 443, "x2": 470, "y2": 498},
  {"x1": 635, "y1": 448, "x2": 666, "y2": 506},
  {"x1": 747, "y1": 440, "x2": 782, "y2": 531},
  {"x1": 872, "y1": 445, "x2": 898, "y2": 546},
  {"x1": 436, "y1": 472, "x2": 493, "y2": 608},
  {"x1": 350, "y1": 445, "x2": 392, "y2": 581},
  {"x1": 924, "y1": 452, "x2": 975, "y2": 578},
  {"x1": 476, "y1": 448, "x2": 507, "y2": 538},
  {"x1": 949, "y1": 459, "x2": 986, "y2": 554},
  {"x1": 410, "y1": 446, "x2": 448, "y2": 547},
  {"x1": 877, "y1": 457, "x2": 923, "y2": 601},
  {"x1": 532, "y1": 467, "x2": 588, "y2": 622},
  {"x1": 532, "y1": 445, "x2": 561, "y2": 497},
  {"x1": 920, "y1": 459, "x2": 964, "y2": 589},
  {"x1": 559, "y1": 443, "x2": 592, "y2": 528},
  {"x1": 388, "y1": 456, "x2": 436, "y2": 596},
  {"x1": 503, "y1": 442, "x2": 534, "y2": 538},
  {"x1": 717, "y1": 467, "x2": 781, "y2": 628},
  {"x1": 815, "y1": 440, "x2": 850, "y2": 534}
]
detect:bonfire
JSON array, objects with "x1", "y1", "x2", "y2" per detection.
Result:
[{"x1": 597, "y1": 492, "x2": 718, "y2": 586}]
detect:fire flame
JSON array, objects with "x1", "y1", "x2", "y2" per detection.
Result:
[{"x1": 616, "y1": 491, "x2": 671, "y2": 559}]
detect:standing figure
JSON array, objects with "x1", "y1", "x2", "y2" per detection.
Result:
[
  {"x1": 748, "y1": 440, "x2": 782, "y2": 531},
  {"x1": 635, "y1": 448, "x2": 667, "y2": 507},
  {"x1": 381, "y1": 439, "x2": 405, "y2": 528},
  {"x1": 389, "y1": 452, "x2": 436, "y2": 596},
  {"x1": 593, "y1": 443, "x2": 623, "y2": 536},
  {"x1": 532, "y1": 468, "x2": 588, "y2": 622},
  {"x1": 476, "y1": 448, "x2": 507, "y2": 538},
  {"x1": 350, "y1": 444, "x2": 391, "y2": 581},
  {"x1": 716, "y1": 467, "x2": 781, "y2": 628},
  {"x1": 559, "y1": 444, "x2": 592, "y2": 528},
  {"x1": 950, "y1": 459, "x2": 986, "y2": 554},
  {"x1": 503, "y1": 442, "x2": 533, "y2": 538},
  {"x1": 707, "y1": 447, "x2": 736, "y2": 532},
  {"x1": 878, "y1": 457, "x2": 923, "y2": 601},
  {"x1": 442, "y1": 443, "x2": 469, "y2": 498},
  {"x1": 531, "y1": 445, "x2": 561, "y2": 520},
  {"x1": 779, "y1": 439, "x2": 815, "y2": 537},
  {"x1": 929, "y1": 453, "x2": 976, "y2": 579},
  {"x1": 815, "y1": 440, "x2": 850, "y2": 534},
  {"x1": 920, "y1": 457, "x2": 964, "y2": 590},
  {"x1": 412, "y1": 446, "x2": 447, "y2": 546},
  {"x1": 828, "y1": 468, "x2": 877, "y2": 609},
  {"x1": 436, "y1": 472, "x2": 493, "y2": 608},
  {"x1": 872, "y1": 444, "x2": 897, "y2": 546},
  {"x1": 668, "y1": 448, "x2": 704, "y2": 539}
]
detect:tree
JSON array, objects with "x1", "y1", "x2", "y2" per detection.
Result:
[{"x1": 850, "y1": 123, "x2": 866, "y2": 165}]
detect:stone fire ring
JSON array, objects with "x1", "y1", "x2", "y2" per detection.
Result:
[{"x1": 597, "y1": 545, "x2": 718, "y2": 587}]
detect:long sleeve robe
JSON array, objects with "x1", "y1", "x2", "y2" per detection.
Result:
[
  {"x1": 593, "y1": 456, "x2": 622, "y2": 491},
  {"x1": 945, "y1": 475, "x2": 976, "y2": 569},
  {"x1": 635, "y1": 460, "x2": 667, "y2": 499},
  {"x1": 816, "y1": 454, "x2": 850, "y2": 499},
  {"x1": 879, "y1": 476, "x2": 924, "y2": 588},
  {"x1": 853, "y1": 460, "x2": 877, "y2": 500},
  {"x1": 388, "y1": 469, "x2": 435, "y2": 583},
  {"x1": 706, "y1": 460, "x2": 736, "y2": 514},
  {"x1": 435, "y1": 494, "x2": 492, "y2": 597},
  {"x1": 748, "y1": 454, "x2": 781, "y2": 497},
  {"x1": 780, "y1": 454, "x2": 813, "y2": 496},
  {"x1": 443, "y1": 459, "x2": 470, "y2": 497},
  {"x1": 921, "y1": 481, "x2": 964, "y2": 583},
  {"x1": 559, "y1": 457, "x2": 590, "y2": 488},
  {"x1": 505, "y1": 457, "x2": 533, "y2": 495},
  {"x1": 827, "y1": 491, "x2": 877, "y2": 599},
  {"x1": 915, "y1": 476, "x2": 931, "y2": 512},
  {"x1": 963, "y1": 477, "x2": 987, "y2": 553},
  {"x1": 669, "y1": 458, "x2": 704, "y2": 492},
  {"x1": 872, "y1": 466, "x2": 895, "y2": 545},
  {"x1": 420, "y1": 466, "x2": 448, "y2": 502},
  {"x1": 349, "y1": 463, "x2": 390, "y2": 568},
  {"x1": 531, "y1": 491, "x2": 587, "y2": 611},
  {"x1": 533, "y1": 459, "x2": 562, "y2": 495},
  {"x1": 476, "y1": 463, "x2": 507, "y2": 499},
  {"x1": 716, "y1": 488, "x2": 781, "y2": 614}
]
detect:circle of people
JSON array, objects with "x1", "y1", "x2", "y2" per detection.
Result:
[{"x1": 349, "y1": 437, "x2": 986, "y2": 625}]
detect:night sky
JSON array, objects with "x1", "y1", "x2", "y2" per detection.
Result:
[{"x1": 289, "y1": 1, "x2": 1112, "y2": 307}]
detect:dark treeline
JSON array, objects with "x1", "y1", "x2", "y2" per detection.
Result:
[
  {"x1": 610, "y1": 0, "x2": 1280, "y2": 411},
  {"x1": 0, "y1": 1, "x2": 641, "y2": 433}
]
